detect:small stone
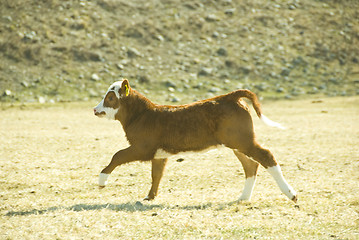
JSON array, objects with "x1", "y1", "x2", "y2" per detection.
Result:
[
  {"x1": 205, "y1": 14, "x2": 220, "y2": 22},
  {"x1": 217, "y1": 47, "x2": 227, "y2": 56},
  {"x1": 156, "y1": 35, "x2": 164, "y2": 41},
  {"x1": 171, "y1": 97, "x2": 180, "y2": 103},
  {"x1": 38, "y1": 96, "x2": 46, "y2": 104},
  {"x1": 127, "y1": 47, "x2": 141, "y2": 58},
  {"x1": 193, "y1": 82, "x2": 203, "y2": 89},
  {"x1": 4, "y1": 89, "x2": 12, "y2": 96},
  {"x1": 224, "y1": 8, "x2": 236, "y2": 15},
  {"x1": 280, "y1": 68, "x2": 291, "y2": 77},
  {"x1": 116, "y1": 63, "x2": 124, "y2": 70},
  {"x1": 198, "y1": 67, "x2": 213, "y2": 76},
  {"x1": 288, "y1": 4, "x2": 296, "y2": 10},
  {"x1": 208, "y1": 87, "x2": 220, "y2": 93},
  {"x1": 255, "y1": 83, "x2": 267, "y2": 91},
  {"x1": 276, "y1": 87, "x2": 285, "y2": 93},
  {"x1": 21, "y1": 81, "x2": 29, "y2": 88},
  {"x1": 165, "y1": 81, "x2": 177, "y2": 88},
  {"x1": 91, "y1": 73, "x2": 100, "y2": 81}
]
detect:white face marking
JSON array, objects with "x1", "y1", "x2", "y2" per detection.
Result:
[
  {"x1": 94, "y1": 81, "x2": 123, "y2": 120},
  {"x1": 238, "y1": 176, "x2": 256, "y2": 201},
  {"x1": 267, "y1": 165, "x2": 297, "y2": 200}
]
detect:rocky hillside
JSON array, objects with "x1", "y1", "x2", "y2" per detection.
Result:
[{"x1": 1, "y1": 0, "x2": 358, "y2": 103}]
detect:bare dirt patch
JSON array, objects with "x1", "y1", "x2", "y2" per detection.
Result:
[{"x1": 1, "y1": 97, "x2": 358, "y2": 239}]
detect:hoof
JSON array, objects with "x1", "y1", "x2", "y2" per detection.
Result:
[
  {"x1": 99, "y1": 185, "x2": 105, "y2": 189},
  {"x1": 291, "y1": 195, "x2": 298, "y2": 203},
  {"x1": 238, "y1": 196, "x2": 251, "y2": 202},
  {"x1": 143, "y1": 195, "x2": 154, "y2": 201}
]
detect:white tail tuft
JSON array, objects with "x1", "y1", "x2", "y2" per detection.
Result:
[{"x1": 260, "y1": 114, "x2": 286, "y2": 129}]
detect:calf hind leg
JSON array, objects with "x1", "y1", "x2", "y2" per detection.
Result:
[
  {"x1": 144, "y1": 158, "x2": 168, "y2": 201},
  {"x1": 244, "y1": 142, "x2": 297, "y2": 202},
  {"x1": 233, "y1": 150, "x2": 259, "y2": 201}
]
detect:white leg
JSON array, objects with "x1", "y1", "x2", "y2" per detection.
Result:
[
  {"x1": 267, "y1": 165, "x2": 297, "y2": 202},
  {"x1": 99, "y1": 173, "x2": 110, "y2": 188},
  {"x1": 239, "y1": 176, "x2": 256, "y2": 201}
]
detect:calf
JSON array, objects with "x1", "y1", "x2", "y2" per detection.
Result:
[{"x1": 94, "y1": 79, "x2": 297, "y2": 202}]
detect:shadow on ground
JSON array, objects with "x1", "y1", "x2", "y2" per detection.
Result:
[{"x1": 5, "y1": 201, "x2": 220, "y2": 216}]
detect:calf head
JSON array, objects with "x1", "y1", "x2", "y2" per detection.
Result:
[{"x1": 93, "y1": 79, "x2": 130, "y2": 120}]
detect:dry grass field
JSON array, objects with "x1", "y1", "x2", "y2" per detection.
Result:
[{"x1": 1, "y1": 96, "x2": 358, "y2": 239}]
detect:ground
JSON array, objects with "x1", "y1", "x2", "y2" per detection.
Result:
[{"x1": 1, "y1": 96, "x2": 358, "y2": 239}]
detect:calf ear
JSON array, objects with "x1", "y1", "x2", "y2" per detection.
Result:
[{"x1": 120, "y1": 79, "x2": 130, "y2": 97}]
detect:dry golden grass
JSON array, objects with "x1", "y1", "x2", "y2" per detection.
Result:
[{"x1": 1, "y1": 97, "x2": 358, "y2": 239}]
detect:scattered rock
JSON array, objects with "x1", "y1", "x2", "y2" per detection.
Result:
[
  {"x1": 127, "y1": 47, "x2": 142, "y2": 58},
  {"x1": 193, "y1": 83, "x2": 203, "y2": 89},
  {"x1": 171, "y1": 97, "x2": 180, "y2": 103},
  {"x1": 208, "y1": 87, "x2": 220, "y2": 93},
  {"x1": 291, "y1": 87, "x2": 305, "y2": 96},
  {"x1": 307, "y1": 87, "x2": 319, "y2": 94},
  {"x1": 91, "y1": 73, "x2": 100, "y2": 81},
  {"x1": 225, "y1": 8, "x2": 236, "y2": 15},
  {"x1": 217, "y1": 47, "x2": 228, "y2": 56},
  {"x1": 198, "y1": 67, "x2": 213, "y2": 76},
  {"x1": 116, "y1": 63, "x2": 124, "y2": 70},
  {"x1": 165, "y1": 81, "x2": 177, "y2": 88},
  {"x1": 238, "y1": 66, "x2": 251, "y2": 75},
  {"x1": 276, "y1": 87, "x2": 285, "y2": 93},
  {"x1": 205, "y1": 14, "x2": 220, "y2": 22},
  {"x1": 255, "y1": 83, "x2": 267, "y2": 91},
  {"x1": 3, "y1": 90, "x2": 12, "y2": 96},
  {"x1": 280, "y1": 68, "x2": 291, "y2": 77},
  {"x1": 21, "y1": 81, "x2": 29, "y2": 88},
  {"x1": 176, "y1": 158, "x2": 184, "y2": 162},
  {"x1": 38, "y1": 96, "x2": 46, "y2": 104}
]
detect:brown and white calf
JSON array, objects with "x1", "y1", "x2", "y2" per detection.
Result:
[{"x1": 94, "y1": 79, "x2": 297, "y2": 202}]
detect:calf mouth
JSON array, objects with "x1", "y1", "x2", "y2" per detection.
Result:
[{"x1": 94, "y1": 111, "x2": 106, "y2": 117}]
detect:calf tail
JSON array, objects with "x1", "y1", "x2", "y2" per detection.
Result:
[
  {"x1": 231, "y1": 90, "x2": 285, "y2": 129},
  {"x1": 230, "y1": 89, "x2": 262, "y2": 117}
]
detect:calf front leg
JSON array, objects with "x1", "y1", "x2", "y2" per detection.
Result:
[
  {"x1": 99, "y1": 146, "x2": 151, "y2": 188},
  {"x1": 144, "y1": 158, "x2": 168, "y2": 201}
]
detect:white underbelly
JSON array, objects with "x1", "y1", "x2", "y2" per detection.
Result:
[{"x1": 154, "y1": 145, "x2": 223, "y2": 159}]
